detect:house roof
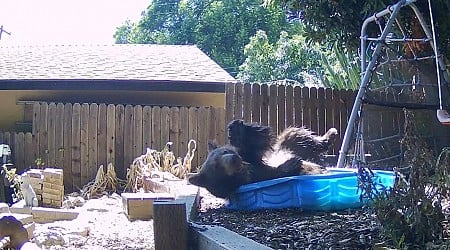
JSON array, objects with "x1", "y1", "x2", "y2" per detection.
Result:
[{"x1": 0, "y1": 44, "x2": 236, "y2": 92}]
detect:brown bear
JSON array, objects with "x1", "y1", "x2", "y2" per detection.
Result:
[{"x1": 188, "y1": 119, "x2": 338, "y2": 198}]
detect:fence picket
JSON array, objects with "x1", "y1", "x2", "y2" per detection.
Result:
[
  {"x1": 277, "y1": 85, "x2": 286, "y2": 133},
  {"x1": 88, "y1": 103, "x2": 98, "y2": 182},
  {"x1": 243, "y1": 84, "x2": 251, "y2": 122},
  {"x1": 142, "y1": 106, "x2": 152, "y2": 150},
  {"x1": 97, "y1": 104, "x2": 107, "y2": 170},
  {"x1": 55, "y1": 103, "x2": 65, "y2": 168},
  {"x1": 71, "y1": 103, "x2": 81, "y2": 190},
  {"x1": 134, "y1": 105, "x2": 143, "y2": 157},
  {"x1": 188, "y1": 107, "x2": 199, "y2": 169},
  {"x1": 63, "y1": 103, "x2": 73, "y2": 192},
  {"x1": 47, "y1": 103, "x2": 56, "y2": 166},
  {"x1": 251, "y1": 84, "x2": 261, "y2": 124},
  {"x1": 285, "y1": 85, "x2": 294, "y2": 127},
  {"x1": 80, "y1": 103, "x2": 89, "y2": 186}
]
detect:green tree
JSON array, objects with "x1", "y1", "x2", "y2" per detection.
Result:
[
  {"x1": 238, "y1": 28, "x2": 324, "y2": 84},
  {"x1": 114, "y1": 0, "x2": 287, "y2": 75},
  {"x1": 264, "y1": 0, "x2": 450, "y2": 59}
]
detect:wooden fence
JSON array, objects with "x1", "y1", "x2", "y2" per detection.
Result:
[
  {"x1": 7, "y1": 103, "x2": 226, "y2": 192},
  {"x1": 225, "y1": 83, "x2": 357, "y2": 154},
  {"x1": 3, "y1": 83, "x2": 450, "y2": 192}
]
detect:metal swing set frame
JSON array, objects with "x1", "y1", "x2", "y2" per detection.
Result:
[{"x1": 337, "y1": 0, "x2": 450, "y2": 168}]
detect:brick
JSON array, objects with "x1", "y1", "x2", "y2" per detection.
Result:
[
  {"x1": 42, "y1": 193, "x2": 61, "y2": 201},
  {"x1": 43, "y1": 182, "x2": 64, "y2": 190}
]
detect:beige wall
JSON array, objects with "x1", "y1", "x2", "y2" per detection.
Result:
[{"x1": 0, "y1": 90, "x2": 225, "y2": 131}]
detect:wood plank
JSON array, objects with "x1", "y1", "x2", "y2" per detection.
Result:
[
  {"x1": 71, "y1": 103, "x2": 81, "y2": 191},
  {"x1": 88, "y1": 103, "x2": 99, "y2": 182},
  {"x1": 260, "y1": 83, "x2": 269, "y2": 126},
  {"x1": 309, "y1": 87, "x2": 318, "y2": 133},
  {"x1": 208, "y1": 107, "x2": 216, "y2": 142},
  {"x1": 217, "y1": 108, "x2": 226, "y2": 145},
  {"x1": 106, "y1": 104, "x2": 116, "y2": 168},
  {"x1": 133, "y1": 105, "x2": 143, "y2": 157},
  {"x1": 161, "y1": 106, "x2": 171, "y2": 151},
  {"x1": 151, "y1": 106, "x2": 161, "y2": 151},
  {"x1": 142, "y1": 106, "x2": 152, "y2": 150},
  {"x1": 285, "y1": 85, "x2": 294, "y2": 127},
  {"x1": 153, "y1": 201, "x2": 187, "y2": 250},
  {"x1": 80, "y1": 103, "x2": 90, "y2": 186},
  {"x1": 192, "y1": 224, "x2": 272, "y2": 250},
  {"x1": 317, "y1": 87, "x2": 326, "y2": 135},
  {"x1": 25, "y1": 133, "x2": 34, "y2": 170},
  {"x1": 169, "y1": 107, "x2": 180, "y2": 157},
  {"x1": 179, "y1": 107, "x2": 189, "y2": 160},
  {"x1": 188, "y1": 107, "x2": 199, "y2": 170},
  {"x1": 251, "y1": 84, "x2": 261, "y2": 124},
  {"x1": 242, "y1": 83, "x2": 251, "y2": 123},
  {"x1": 301, "y1": 87, "x2": 311, "y2": 129},
  {"x1": 55, "y1": 103, "x2": 65, "y2": 168},
  {"x1": 331, "y1": 89, "x2": 342, "y2": 154},
  {"x1": 225, "y1": 83, "x2": 235, "y2": 124},
  {"x1": 234, "y1": 83, "x2": 244, "y2": 121},
  {"x1": 197, "y1": 107, "x2": 208, "y2": 168},
  {"x1": 117, "y1": 105, "x2": 127, "y2": 180},
  {"x1": 39, "y1": 102, "x2": 48, "y2": 165},
  {"x1": 277, "y1": 85, "x2": 286, "y2": 134},
  {"x1": 32, "y1": 103, "x2": 41, "y2": 163},
  {"x1": 15, "y1": 133, "x2": 25, "y2": 173},
  {"x1": 293, "y1": 86, "x2": 302, "y2": 126},
  {"x1": 117, "y1": 104, "x2": 128, "y2": 176},
  {"x1": 97, "y1": 104, "x2": 107, "y2": 168},
  {"x1": 47, "y1": 103, "x2": 56, "y2": 166},
  {"x1": 63, "y1": 103, "x2": 73, "y2": 192},
  {"x1": 269, "y1": 84, "x2": 278, "y2": 132},
  {"x1": 324, "y1": 88, "x2": 335, "y2": 154}
]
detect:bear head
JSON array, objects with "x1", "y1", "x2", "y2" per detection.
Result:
[{"x1": 188, "y1": 142, "x2": 250, "y2": 198}]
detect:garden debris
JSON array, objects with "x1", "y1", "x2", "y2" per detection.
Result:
[
  {"x1": 82, "y1": 164, "x2": 122, "y2": 199},
  {"x1": 125, "y1": 140, "x2": 196, "y2": 192},
  {"x1": 195, "y1": 190, "x2": 391, "y2": 250}
]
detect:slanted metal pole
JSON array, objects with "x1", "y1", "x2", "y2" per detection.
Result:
[{"x1": 337, "y1": 0, "x2": 414, "y2": 168}]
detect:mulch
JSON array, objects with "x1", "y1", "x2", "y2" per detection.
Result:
[{"x1": 194, "y1": 192, "x2": 393, "y2": 250}]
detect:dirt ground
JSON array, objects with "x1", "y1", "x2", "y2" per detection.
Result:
[{"x1": 31, "y1": 194, "x2": 155, "y2": 250}]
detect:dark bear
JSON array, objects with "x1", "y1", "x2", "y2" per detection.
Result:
[{"x1": 188, "y1": 119, "x2": 338, "y2": 198}]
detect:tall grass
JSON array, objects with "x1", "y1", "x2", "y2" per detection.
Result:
[{"x1": 321, "y1": 46, "x2": 361, "y2": 90}]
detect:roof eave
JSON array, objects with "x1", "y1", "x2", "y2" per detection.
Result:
[{"x1": 0, "y1": 79, "x2": 234, "y2": 93}]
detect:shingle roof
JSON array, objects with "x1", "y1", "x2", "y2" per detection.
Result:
[{"x1": 0, "y1": 44, "x2": 236, "y2": 83}]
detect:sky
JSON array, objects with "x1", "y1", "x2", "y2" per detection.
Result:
[{"x1": 0, "y1": 0, "x2": 150, "y2": 45}]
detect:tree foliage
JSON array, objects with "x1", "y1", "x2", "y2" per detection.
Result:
[
  {"x1": 265, "y1": 0, "x2": 450, "y2": 59},
  {"x1": 114, "y1": 0, "x2": 287, "y2": 75},
  {"x1": 238, "y1": 29, "x2": 324, "y2": 85}
]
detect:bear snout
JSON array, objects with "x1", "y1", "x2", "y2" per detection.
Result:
[{"x1": 221, "y1": 153, "x2": 242, "y2": 166}]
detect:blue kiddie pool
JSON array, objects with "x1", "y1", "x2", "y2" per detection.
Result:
[{"x1": 227, "y1": 168, "x2": 395, "y2": 211}]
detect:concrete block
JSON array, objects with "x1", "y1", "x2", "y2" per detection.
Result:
[
  {"x1": 121, "y1": 192, "x2": 174, "y2": 220},
  {"x1": 9, "y1": 200, "x2": 32, "y2": 214},
  {"x1": 31, "y1": 207, "x2": 79, "y2": 223}
]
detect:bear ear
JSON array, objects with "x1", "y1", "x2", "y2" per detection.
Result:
[
  {"x1": 188, "y1": 173, "x2": 206, "y2": 187},
  {"x1": 207, "y1": 141, "x2": 218, "y2": 152}
]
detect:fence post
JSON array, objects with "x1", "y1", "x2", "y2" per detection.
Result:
[{"x1": 153, "y1": 200, "x2": 188, "y2": 250}]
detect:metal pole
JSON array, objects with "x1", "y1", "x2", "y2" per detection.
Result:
[{"x1": 337, "y1": 0, "x2": 412, "y2": 168}]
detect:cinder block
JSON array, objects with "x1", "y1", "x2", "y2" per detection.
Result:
[{"x1": 121, "y1": 192, "x2": 175, "y2": 220}]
